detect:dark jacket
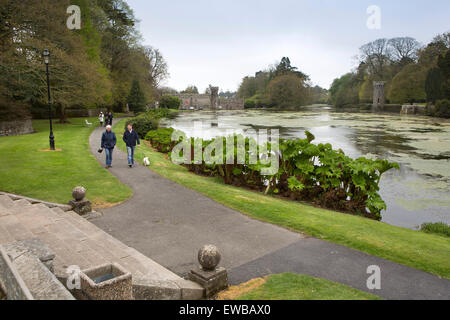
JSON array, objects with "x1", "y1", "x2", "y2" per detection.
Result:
[
  {"x1": 106, "y1": 113, "x2": 113, "y2": 124},
  {"x1": 101, "y1": 130, "x2": 117, "y2": 149},
  {"x1": 123, "y1": 129, "x2": 140, "y2": 147}
]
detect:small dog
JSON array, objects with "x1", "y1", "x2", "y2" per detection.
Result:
[{"x1": 143, "y1": 157, "x2": 150, "y2": 166}]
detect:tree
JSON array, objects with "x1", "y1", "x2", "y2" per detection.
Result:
[
  {"x1": 266, "y1": 74, "x2": 310, "y2": 108},
  {"x1": 0, "y1": 0, "x2": 111, "y2": 122},
  {"x1": 388, "y1": 64, "x2": 427, "y2": 104},
  {"x1": 425, "y1": 68, "x2": 444, "y2": 103},
  {"x1": 388, "y1": 37, "x2": 421, "y2": 62},
  {"x1": 359, "y1": 38, "x2": 393, "y2": 79},
  {"x1": 159, "y1": 95, "x2": 180, "y2": 109},
  {"x1": 144, "y1": 46, "x2": 169, "y2": 87},
  {"x1": 437, "y1": 50, "x2": 450, "y2": 99},
  {"x1": 127, "y1": 79, "x2": 147, "y2": 112},
  {"x1": 418, "y1": 35, "x2": 449, "y2": 67},
  {"x1": 181, "y1": 85, "x2": 199, "y2": 94},
  {"x1": 275, "y1": 57, "x2": 308, "y2": 80},
  {"x1": 329, "y1": 73, "x2": 360, "y2": 107}
]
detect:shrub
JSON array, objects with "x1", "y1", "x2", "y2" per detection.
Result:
[
  {"x1": 145, "y1": 128, "x2": 178, "y2": 153},
  {"x1": 435, "y1": 99, "x2": 450, "y2": 118},
  {"x1": 160, "y1": 95, "x2": 181, "y2": 109},
  {"x1": 125, "y1": 116, "x2": 159, "y2": 138},
  {"x1": 244, "y1": 98, "x2": 256, "y2": 109},
  {"x1": 125, "y1": 109, "x2": 178, "y2": 137},
  {"x1": 426, "y1": 99, "x2": 450, "y2": 118},
  {"x1": 143, "y1": 128, "x2": 399, "y2": 220},
  {"x1": 421, "y1": 222, "x2": 450, "y2": 237}
]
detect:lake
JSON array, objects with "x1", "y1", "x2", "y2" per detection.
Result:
[{"x1": 161, "y1": 106, "x2": 450, "y2": 229}]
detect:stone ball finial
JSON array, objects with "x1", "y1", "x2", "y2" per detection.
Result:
[
  {"x1": 198, "y1": 245, "x2": 221, "y2": 271},
  {"x1": 72, "y1": 186, "x2": 86, "y2": 201}
]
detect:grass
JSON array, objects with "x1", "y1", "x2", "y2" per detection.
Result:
[
  {"x1": 227, "y1": 273, "x2": 381, "y2": 300},
  {"x1": 0, "y1": 118, "x2": 132, "y2": 206},
  {"x1": 421, "y1": 222, "x2": 450, "y2": 237},
  {"x1": 114, "y1": 119, "x2": 450, "y2": 279}
]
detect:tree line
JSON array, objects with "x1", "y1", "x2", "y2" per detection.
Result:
[
  {"x1": 237, "y1": 57, "x2": 328, "y2": 109},
  {"x1": 0, "y1": 0, "x2": 168, "y2": 122},
  {"x1": 329, "y1": 34, "x2": 450, "y2": 117}
]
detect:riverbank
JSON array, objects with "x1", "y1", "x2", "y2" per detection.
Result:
[{"x1": 114, "y1": 118, "x2": 450, "y2": 279}]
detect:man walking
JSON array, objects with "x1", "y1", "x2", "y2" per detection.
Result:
[
  {"x1": 123, "y1": 124, "x2": 140, "y2": 168},
  {"x1": 101, "y1": 125, "x2": 116, "y2": 168}
]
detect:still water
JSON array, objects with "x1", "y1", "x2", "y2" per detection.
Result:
[{"x1": 162, "y1": 106, "x2": 450, "y2": 229}]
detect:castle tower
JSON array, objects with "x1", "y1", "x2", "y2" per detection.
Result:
[
  {"x1": 209, "y1": 86, "x2": 219, "y2": 110},
  {"x1": 373, "y1": 81, "x2": 385, "y2": 112}
]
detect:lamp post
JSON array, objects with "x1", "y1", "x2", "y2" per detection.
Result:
[{"x1": 43, "y1": 49, "x2": 55, "y2": 150}]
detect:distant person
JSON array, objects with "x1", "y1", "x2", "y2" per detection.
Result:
[
  {"x1": 107, "y1": 112, "x2": 114, "y2": 126},
  {"x1": 123, "y1": 124, "x2": 140, "y2": 168},
  {"x1": 99, "y1": 112, "x2": 104, "y2": 127},
  {"x1": 101, "y1": 125, "x2": 116, "y2": 168}
]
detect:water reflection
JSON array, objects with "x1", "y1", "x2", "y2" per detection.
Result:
[{"x1": 162, "y1": 108, "x2": 450, "y2": 229}]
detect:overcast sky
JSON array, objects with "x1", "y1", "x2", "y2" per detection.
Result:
[{"x1": 127, "y1": 0, "x2": 450, "y2": 92}]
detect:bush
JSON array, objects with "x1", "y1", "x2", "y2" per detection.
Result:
[
  {"x1": 145, "y1": 128, "x2": 178, "y2": 153},
  {"x1": 244, "y1": 98, "x2": 256, "y2": 109},
  {"x1": 141, "y1": 128, "x2": 399, "y2": 220},
  {"x1": 125, "y1": 116, "x2": 159, "y2": 138},
  {"x1": 125, "y1": 109, "x2": 179, "y2": 138},
  {"x1": 435, "y1": 99, "x2": 450, "y2": 118},
  {"x1": 426, "y1": 99, "x2": 450, "y2": 118},
  {"x1": 160, "y1": 95, "x2": 181, "y2": 109},
  {"x1": 421, "y1": 222, "x2": 450, "y2": 237}
]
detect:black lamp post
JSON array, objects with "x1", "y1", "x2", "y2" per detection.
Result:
[{"x1": 43, "y1": 49, "x2": 55, "y2": 150}]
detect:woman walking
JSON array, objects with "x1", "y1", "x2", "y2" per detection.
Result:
[
  {"x1": 99, "y1": 112, "x2": 105, "y2": 127},
  {"x1": 101, "y1": 125, "x2": 116, "y2": 168}
]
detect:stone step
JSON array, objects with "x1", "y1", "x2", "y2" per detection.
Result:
[
  {"x1": 0, "y1": 195, "x2": 14, "y2": 210},
  {"x1": 4, "y1": 243, "x2": 74, "y2": 300},
  {"x1": 8, "y1": 199, "x2": 32, "y2": 215},
  {"x1": 0, "y1": 195, "x2": 204, "y2": 300}
]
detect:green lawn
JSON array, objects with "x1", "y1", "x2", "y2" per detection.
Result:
[
  {"x1": 114, "y1": 119, "x2": 450, "y2": 279},
  {"x1": 235, "y1": 273, "x2": 381, "y2": 300},
  {"x1": 0, "y1": 118, "x2": 132, "y2": 206}
]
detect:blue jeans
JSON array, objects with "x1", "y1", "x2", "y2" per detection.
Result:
[
  {"x1": 105, "y1": 148, "x2": 113, "y2": 166},
  {"x1": 127, "y1": 146, "x2": 135, "y2": 165}
]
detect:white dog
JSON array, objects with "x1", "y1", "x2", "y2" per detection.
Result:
[{"x1": 143, "y1": 157, "x2": 150, "y2": 166}]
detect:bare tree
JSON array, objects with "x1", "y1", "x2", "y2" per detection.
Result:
[
  {"x1": 359, "y1": 38, "x2": 392, "y2": 78},
  {"x1": 388, "y1": 37, "x2": 421, "y2": 62},
  {"x1": 144, "y1": 46, "x2": 169, "y2": 87}
]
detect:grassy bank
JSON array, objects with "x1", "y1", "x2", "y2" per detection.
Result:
[
  {"x1": 0, "y1": 118, "x2": 132, "y2": 206},
  {"x1": 114, "y1": 119, "x2": 450, "y2": 279},
  {"x1": 219, "y1": 273, "x2": 381, "y2": 300}
]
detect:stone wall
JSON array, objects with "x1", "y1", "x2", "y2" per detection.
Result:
[
  {"x1": 218, "y1": 98, "x2": 245, "y2": 110},
  {"x1": 173, "y1": 94, "x2": 244, "y2": 110},
  {"x1": 0, "y1": 246, "x2": 34, "y2": 300},
  {"x1": 0, "y1": 119, "x2": 33, "y2": 137},
  {"x1": 401, "y1": 105, "x2": 425, "y2": 115},
  {"x1": 176, "y1": 94, "x2": 211, "y2": 109}
]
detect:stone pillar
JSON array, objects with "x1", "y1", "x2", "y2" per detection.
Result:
[
  {"x1": 189, "y1": 245, "x2": 228, "y2": 298},
  {"x1": 68, "y1": 186, "x2": 92, "y2": 216},
  {"x1": 373, "y1": 81, "x2": 385, "y2": 112}
]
